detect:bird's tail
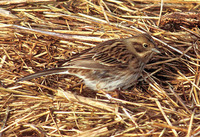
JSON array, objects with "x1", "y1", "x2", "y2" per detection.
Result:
[{"x1": 16, "y1": 67, "x2": 69, "y2": 82}]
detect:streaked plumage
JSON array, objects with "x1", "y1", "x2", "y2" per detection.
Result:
[{"x1": 17, "y1": 33, "x2": 160, "y2": 91}]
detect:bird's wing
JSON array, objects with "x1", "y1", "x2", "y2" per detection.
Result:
[{"x1": 65, "y1": 39, "x2": 135, "y2": 69}]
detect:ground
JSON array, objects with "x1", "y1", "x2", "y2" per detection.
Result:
[{"x1": 0, "y1": 0, "x2": 200, "y2": 136}]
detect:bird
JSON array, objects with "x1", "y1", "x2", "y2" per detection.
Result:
[{"x1": 17, "y1": 33, "x2": 160, "y2": 91}]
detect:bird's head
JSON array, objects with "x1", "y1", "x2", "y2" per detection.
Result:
[{"x1": 124, "y1": 33, "x2": 160, "y2": 59}]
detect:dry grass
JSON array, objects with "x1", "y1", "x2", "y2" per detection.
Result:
[{"x1": 0, "y1": 0, "x2": 200, "y2": 136}]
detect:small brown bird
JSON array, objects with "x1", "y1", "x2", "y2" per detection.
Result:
[{"x1": 17, "y1": 33, "x2": 160, "y2": 91}]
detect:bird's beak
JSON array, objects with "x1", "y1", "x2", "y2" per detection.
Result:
[{"x1": 152, "y1": 48, "x2": 160, "y2": 53}]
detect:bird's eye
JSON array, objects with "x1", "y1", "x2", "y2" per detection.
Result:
[{"x1": 143, "y1": 43, "x2": 149, "y2": 48}]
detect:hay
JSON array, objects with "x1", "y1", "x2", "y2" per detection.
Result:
[{"x1": 0, "y1": 0, "x2": 199, "y2": 136}]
